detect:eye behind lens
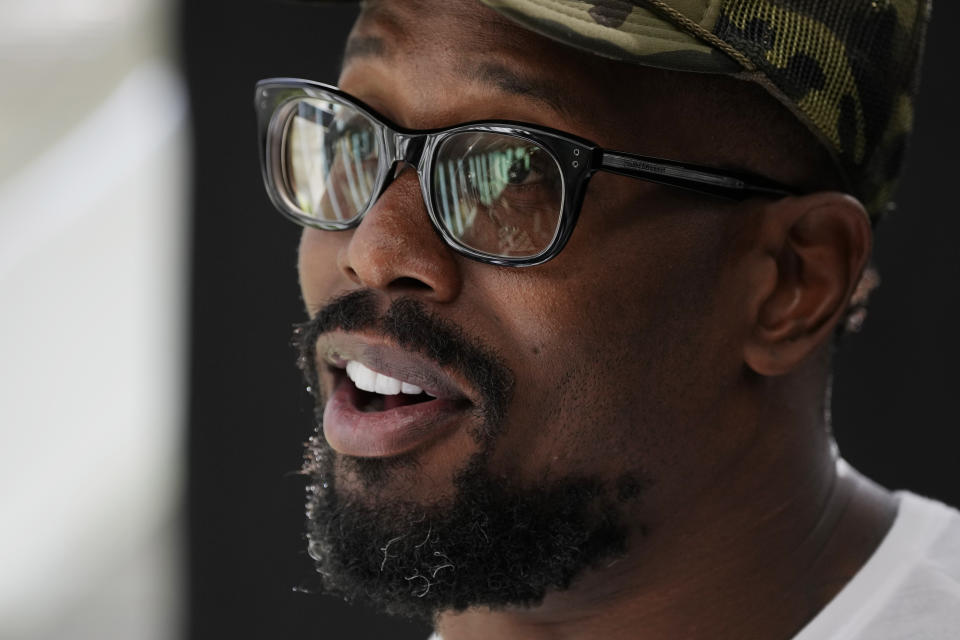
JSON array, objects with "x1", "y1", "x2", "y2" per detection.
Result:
[{"x1": 432, "y1": 130, "x2": 564, "y2": 259}]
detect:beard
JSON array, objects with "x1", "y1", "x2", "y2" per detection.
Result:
[{"x1": 295, "y1": 290, "x2": 639, "y2": 621}]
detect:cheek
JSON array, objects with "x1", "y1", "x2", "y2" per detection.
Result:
[
  {"x1": 298, "y1": 228, "x2": 349, "y2": 312},
  {"x1": 481, "y1": 189, "x2": 738, "y2": 485}
]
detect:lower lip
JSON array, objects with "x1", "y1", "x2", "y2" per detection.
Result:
[{"x1": 322, "y1": 376, "x2": 468, "y2": 457}]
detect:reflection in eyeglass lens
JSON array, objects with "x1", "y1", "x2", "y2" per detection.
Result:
[
  {"x1": 434, "y1": 132, "x2": 562, "y2": 257},
  {"x1": 286, "y1": 99, "x2": 378, "y2": 222}
]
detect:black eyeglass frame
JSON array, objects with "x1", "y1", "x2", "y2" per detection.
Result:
[{"x1": 255, "y1": 77, "x2": 796, "y2": 267}]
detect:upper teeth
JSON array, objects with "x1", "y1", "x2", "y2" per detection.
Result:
[{"x1": 345, "y1": 360, "x2": 426, "y2": 396}]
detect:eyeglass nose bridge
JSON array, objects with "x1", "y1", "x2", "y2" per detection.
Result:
[
  {"x1": 384, "y1": 130, "x2": 427, "y2": 171},
  {"x1": 376, "y1": 130, "x2": 432, "y2": 200},
  {"x1": 366, "y1": 129, "x2": 434, "y2": 219}
]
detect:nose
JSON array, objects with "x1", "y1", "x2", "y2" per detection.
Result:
[{"x1": 335, "y1": 166, "x2": 463, "y2": 302}]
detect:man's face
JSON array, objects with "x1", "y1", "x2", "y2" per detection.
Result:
[{"x1": 296, "y1": 0, "x2": 763, "y2": 619}]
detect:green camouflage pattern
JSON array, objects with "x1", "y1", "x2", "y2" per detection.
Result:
[{"x1": 480, "y1": 0, "x2": 932, "y2": 219}]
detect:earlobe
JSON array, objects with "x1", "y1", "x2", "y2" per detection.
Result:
[{"x1": 743, "y1": 193, "x2": 871, "y2": 376}]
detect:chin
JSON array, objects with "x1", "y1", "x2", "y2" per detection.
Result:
[{"x1": 301, "y1": 430, "x2": 641, "y2": 620}]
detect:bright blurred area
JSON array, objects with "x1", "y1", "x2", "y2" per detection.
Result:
[{"x1": 0, "y1": 0, "x2": 187, "y2": 638}]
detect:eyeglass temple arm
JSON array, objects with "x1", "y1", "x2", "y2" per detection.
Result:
[{"x1": 598, "y1": 150, "x2": 795, "y2": 201}]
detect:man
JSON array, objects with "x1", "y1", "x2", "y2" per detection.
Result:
[{"x1": 254, "y1": 0, "x2": 958, "y2": 638}]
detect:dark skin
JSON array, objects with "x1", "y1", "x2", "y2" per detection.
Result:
[{"x1": 297, "y1": 1, "x2": 898, "y2": 638}]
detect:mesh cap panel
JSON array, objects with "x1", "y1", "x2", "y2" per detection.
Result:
[{"x1": 482, "y1": 0, "x2": 931, "y2": 219}]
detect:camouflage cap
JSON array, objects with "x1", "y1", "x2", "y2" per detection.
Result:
[
  {"x1": 479, "y1": 0, "x2": 932, "y2": 221},
  {"x1": 315, "y1": 0, "x2": 933, "y2": 220}
]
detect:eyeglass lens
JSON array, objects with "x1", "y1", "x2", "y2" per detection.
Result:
[
  {"x1": 280, "y1": 97, "x2": 565, "y2": 259},
  {"x1": 285, "y1": 98, "x2": 380, "y2": 222}
]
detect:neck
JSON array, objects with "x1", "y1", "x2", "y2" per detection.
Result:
[{"x1": 435, "y1": 379, "x2": 897, "y2": 640}]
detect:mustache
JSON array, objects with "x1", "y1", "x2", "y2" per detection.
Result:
[{"x1": 293, "y1": 289, "x2": 514, "y2": 429}]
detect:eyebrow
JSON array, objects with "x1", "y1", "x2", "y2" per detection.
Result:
[
  {"x1": 469, "y1": 61, "x2": 572, "y2": 118},
  {"x1": 342, "y1": 34, "x2": 575, "y2": 120}
]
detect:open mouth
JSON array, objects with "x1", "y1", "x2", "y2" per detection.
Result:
[
  {"x1": 341, "y1": 360, "x2": 436, "y2": 413},
  {"x1": 321, "y1": 353, "x2": 473, "y2": 458},
  {"x1": 353, "y1": 388, "x2": 433, "y2": 412}
]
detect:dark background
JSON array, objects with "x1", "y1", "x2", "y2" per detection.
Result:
[{"x1": 182, "y1": 2, "x2": 959, "y2": 638}]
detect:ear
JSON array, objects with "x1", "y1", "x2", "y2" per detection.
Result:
[{"x1": 742, "y1": 192, "x2": 872, "y2": 376}]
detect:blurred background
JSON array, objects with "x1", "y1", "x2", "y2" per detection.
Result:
[
  {"x1": 0, "y1": 0, "x2": 186, "y2": 638},
  {"x1": 0, "y1": 1, "x2": 956, "y2": 639}
]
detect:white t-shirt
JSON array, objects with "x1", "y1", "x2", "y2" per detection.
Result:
[
  {"x1": 792, "y1": 491, "x2": 960, "y2": 639},
  {"x1": 429, "y1": 491, "x2": 960, "y2": 639}
]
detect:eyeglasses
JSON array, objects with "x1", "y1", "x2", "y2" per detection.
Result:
[{"x1": 255, "y1": 78, "x2": 795, "y2": 267}]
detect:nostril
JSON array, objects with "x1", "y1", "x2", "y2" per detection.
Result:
[
  {"x1": 389, "y1": 276, "x2": 432, "y2": 292},
  {"x1": 342, "y1": 264, "x2": 360, "y2": 284}
]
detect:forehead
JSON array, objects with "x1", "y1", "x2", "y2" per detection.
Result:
[
  {"x1": 338, "y1": 0, "x2": 805, "y2": 178},
  {"x1": 341, "y1": 0, "x2": 600, "y2": 126}
]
